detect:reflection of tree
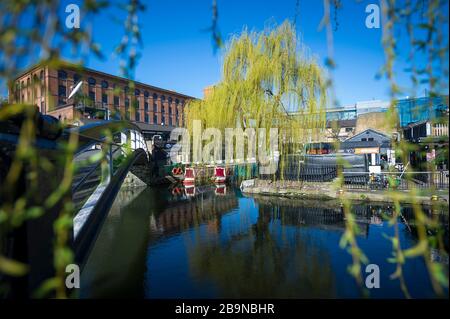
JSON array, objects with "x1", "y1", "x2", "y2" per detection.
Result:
[
  {"x1": 186, "y1": 205, "x2": 336, "y2": 298},
  {"x1": 150, "y1": 188, "x2": 238, "y2": 238}
]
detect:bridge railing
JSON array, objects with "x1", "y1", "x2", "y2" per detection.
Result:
[{"x1": 62, "y1": 120, "x2": 150, "y2": 268}]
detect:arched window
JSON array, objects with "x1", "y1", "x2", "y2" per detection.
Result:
[
  {"x1": 168, "y1": 97, "x2": 172, "y2": 104},
  {"x1": 88, "y1": 77, "x2": 96, "y2": 85},
  {"x1": 135, "y1": 88, "x2": 140, "y2": 96},
  {"x1": 124, "y1": 86, "x2": 129, "y2": 94},
  {"x1": 144, "y1": 90, "x2": 149, "y2": 98},
  {"x1": 101, "y1": 80, "x2": 109, "y2": 89},
  {"x1": 73, "y1": 73, "x2": 81, "y2": 83},
  {"x1": 161, "y1": 95, "x2": 165, "y2": 102},
  {"x1": 33, "y1": 74, "x2": 38, "y2": 97},
  {"x1": 153, "y1": 93, "x2": 158, "y2": 100},
  {"x1": 175, "y1": 98, "x2": 179, "y2": 104},
  {"x1": 58, "y1": 70, "x2": 67, "y2": 79}
]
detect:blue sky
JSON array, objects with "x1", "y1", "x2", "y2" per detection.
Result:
[{"x1": 17, "y1": 0, "x2": 449, "y2": 105}]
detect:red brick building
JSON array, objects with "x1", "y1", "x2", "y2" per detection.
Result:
[{"x1": 9, "y1": 61, "x2": 195, "y2": 134}]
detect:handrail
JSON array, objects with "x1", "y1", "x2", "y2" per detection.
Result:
[
  {"x1": 62, "y1": 120, "x2": 148, "y2": 154},
  {"x1": 73, "y1": 148, "x2": 148, "y2": 269},
  {"x1": 72, "y1": 146, "x2": 122, "y2": 194}
]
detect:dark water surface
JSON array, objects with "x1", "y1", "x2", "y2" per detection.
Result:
[{"x1": 80, "y1": 185, "x2": 448, "y2": 299}]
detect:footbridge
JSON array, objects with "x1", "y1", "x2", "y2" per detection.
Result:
[
  {"x1": 0, "y1": 116, "x2": 157, "y2": 297},
  {"x1": 67, "y1": 120, "x2": 151, "y2": 267}
]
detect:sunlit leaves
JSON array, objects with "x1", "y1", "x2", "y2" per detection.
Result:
[{"x1": 0, "y1": 255, "x2": 29, "y2": 277}]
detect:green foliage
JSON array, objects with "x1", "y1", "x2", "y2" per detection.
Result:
[
  {"x1": 0, "y1": 0, "x2": 145, "y2": 299},
  {"x1": 185, "y1": 21, "x2": 326, "y2": 177}
]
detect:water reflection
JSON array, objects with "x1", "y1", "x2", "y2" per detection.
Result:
[{"x1": 80, "y1": 185, "x2": 448, "y2": 299}]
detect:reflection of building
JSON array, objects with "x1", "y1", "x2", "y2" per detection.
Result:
[
  {"x1": 150, "y1": 188, "x2": 238, "y2": 237},
  {"x1": 9, "y1": 61, "x2": 195, "y2": 132},
  {"x1": 255, "y1": 198, "x2": 369, "y2": 238},
  {"x1": 397, "y1": 95, "x2": 448, "y2": 127},
  {"x1": 340, "y1": 129, "x2": 394, "y2": 172}
]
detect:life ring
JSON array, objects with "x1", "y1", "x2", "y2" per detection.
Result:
[{"x1": 172, "y1": 167, "x2": 183, "y2": 175}]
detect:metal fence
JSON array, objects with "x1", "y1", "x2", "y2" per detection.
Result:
[
  {"x1": 260, "y1": 165, "x2": 449, "y2": 191},
  {"x1": 339, "y1": 171, "x2": 449, "y2": 190}
]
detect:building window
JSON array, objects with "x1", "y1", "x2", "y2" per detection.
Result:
[
  {"x1": 58, "y1": 70, "x2": 67, "y2": 79},
  {"x1": 169, "y1": 116, "x2": 172, "y2": 126},
  {"x1": 133, "y1": 99, "x2": 140, "y2": 111},
  {"x1": 161, "y1": 115, "x2": 165, "y2": 125},
  {"x1": 101, "y1": 80, "x2": 108, "y2": 89},
  {"x1": 175, "y1": 98, "x2": 179, "y2": 104},
  {"x1": 168, "y1": 105, "x2": 172, "y2": 115},
  {"x1": 89, "y1": 90, "x2": 95, "y2": 101},
  {"x1": 102, "y1": 93, "x2": 108, "y2": 105},
  {"x1": 168, "y1": 97, "x2": 172, "y2": 104},
  {"x1": 145, "y1": 113, "x2": 149, "y2": 123},
  {"x1": 88, "y1": 77, "x2": 96, "y2": 85},
  {"x1": 361, "y1": 138, "x2": 367, "y2": 141},
  {"x1": 125, "y1": 102, "x2": 130, "y2": 120},
  {"x1": 144, "y1": 102, "x2": 149, "y2": 111},
  {"x1": 153, "y1": 103, "x2": 157, "y2": 113},
  {"x1": 153, "y1": 93, "x2": 158, "y2": 100},
  {"x1": 135, "y1": 88, "x2": 140, "y2": 96},
  {"x1": 40, "y1": 70, "x2": 44, "y2": 80},
  {"x1": 345, "y1": 127, "x2": 353, "y2": 132},
  {"x1": 114, "y1": 96, "x2": 119, "y2": 106},
  {"x1": 153, "y1": 114, "x2": 157, "y2": 124},
  {"x1": 144, "y1": 90, "x2": 149, "y2": 98},
  {"x1": 33, "y1": 74, "x2": 38, "y2": 98},
  {"x1": 73, "y1": 73, "x2": 81, "y2": 83},
  {"x1": 135, "y1": 111, "x2": 140, "y2": 122},
  {"x1": 368, "y1": 137, "x2": 374, "y2": 141},
  {"x1": 58, "y1": 85, "x2": 66, "y2": 105},
  {"x1": 161, "y1": 95, "x2": 165, "y2": 102}
]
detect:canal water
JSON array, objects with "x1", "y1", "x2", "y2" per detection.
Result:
[{"x1": 80, "y1": 185, "x2": 449, "y2": 299}]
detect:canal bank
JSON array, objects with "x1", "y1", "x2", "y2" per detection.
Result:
[{"x1": 240, "y1": 179, "x2": 449, "y2": 207}]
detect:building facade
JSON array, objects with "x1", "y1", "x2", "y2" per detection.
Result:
[
  {"x1": 396, "y1": 95, "x2": 448, "y2": 127},
  {"x1": 340, "y1": 129, "x2": 394, "y2": 172},
  {"x1": 9, "y1": 62, "x2": 195, "y2": 137}
]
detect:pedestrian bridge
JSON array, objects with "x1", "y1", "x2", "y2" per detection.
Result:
[
  {"x1": 66, "y1": 121, "x2": 151, "y2": 267},
  {"x1": 0, "y1": 117, "x2": 154, "y2": 296}
]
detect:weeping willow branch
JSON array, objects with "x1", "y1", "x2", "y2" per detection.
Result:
[{"x1": 185, "y1": 21, "x2": 327, "y2": 167}]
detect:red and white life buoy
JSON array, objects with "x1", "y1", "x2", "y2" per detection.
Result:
[{"x1": 183, "y1": 167, "x2": 196, "y2": 185}]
